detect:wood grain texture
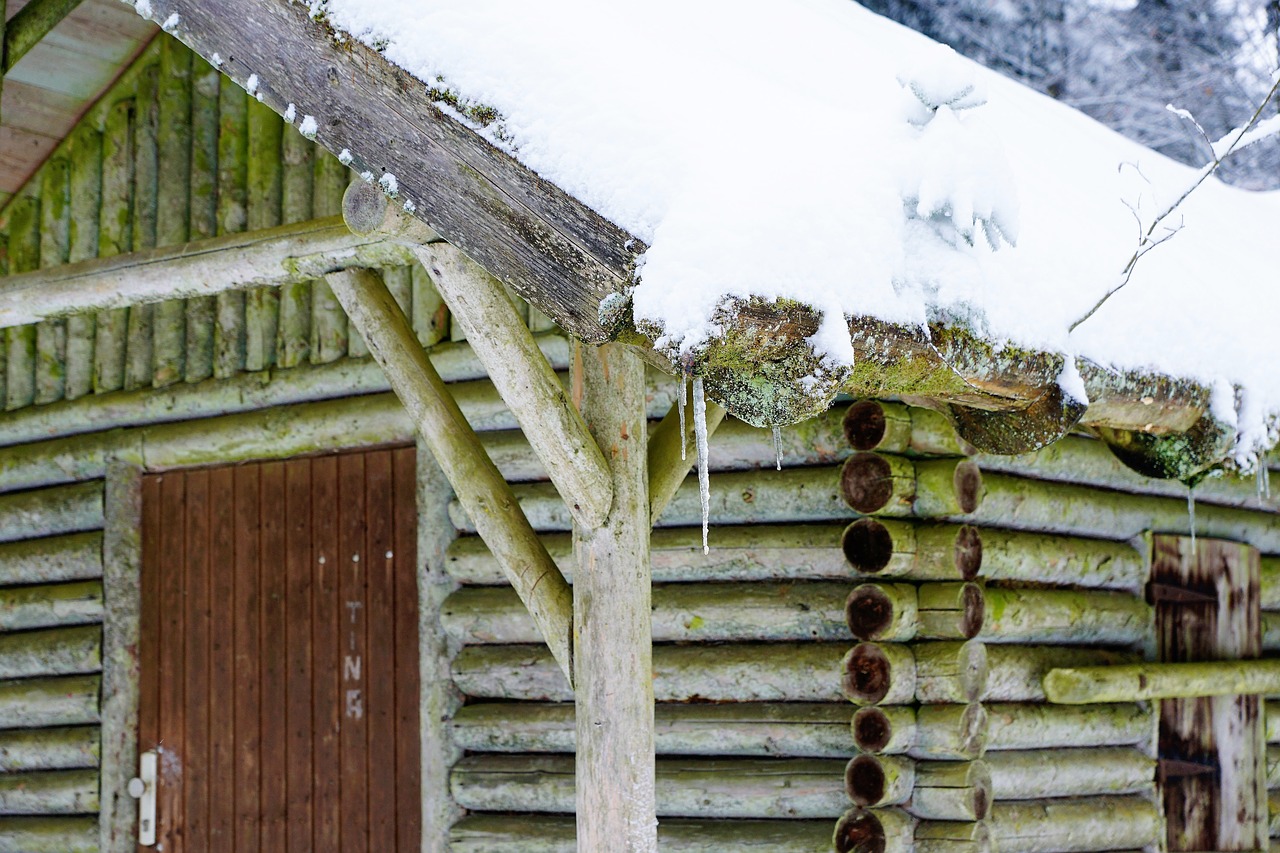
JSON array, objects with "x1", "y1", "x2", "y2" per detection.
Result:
[
  {"x1": 135, "y1": 0, "x2": 640, "y2": 341},
  {"x1": 138, "y1": 453, "x2": 420, "y2": 850},
  {"x1": 1153, "y1": 535, "x2": 1266, "y2": 852}
]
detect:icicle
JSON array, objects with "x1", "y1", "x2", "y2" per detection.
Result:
[
  {"x1": 678, "y1": 376, "x2": 688, "y2": 462},
  {"x1": 1187, "y1": 486, "x2": 1197, "y2": 554},
  {"x1": 773, "y1": 426, "x2": 783, "y2": 471},
  {"x1": 693, "y1": 377, "x2": 710, "y2": 555}
]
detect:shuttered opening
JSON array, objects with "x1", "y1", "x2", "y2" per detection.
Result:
[{"x1": 138, "y1": 448, "x2": 420, "y2": 852}]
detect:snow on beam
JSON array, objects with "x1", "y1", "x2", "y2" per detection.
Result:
[{"x1": 130, "y1": 0, "x2": 640, "y2": 343}]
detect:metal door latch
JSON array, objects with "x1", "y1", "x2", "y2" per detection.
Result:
[{"x1": 128, "y1": 750, "x2": 157, "y2": 846}]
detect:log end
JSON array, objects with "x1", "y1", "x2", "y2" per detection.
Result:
[
  {"x1": 958, "y1": 640, "x2": 989, "y2": 703},
  {"x1": 342, "y1": 180, "x2": 390, "y2": 236},
  {"x1": 845, "y1": 755, "x2": 888, "y2": 807},
  {"x1": 959, "y1": 582, "x2": 985, "y2": 639},
  {"x1": 846, "y1": 585, "x2": 895, "y2": 641},
  {"x1": 953, "y1": 460, "x2": 984, "y2": 514},
  {"x1": 844, "y1": 400, "x2": 888, "y2": 450},
  {"x1": 959, "y1": 702, "x2": 989, "y2": 757},
  {"x1": 954, "y1": 524, "x2": 982, "y2": 580},
  {"x1": 833, "y1": 808, "x2": 886, "y2": 853},
  {"x1": 851, "y1": 706, "x2": 895, "y2": 752},
  {"x1": 842, "y1": 518, "x2": 894, "y2": 574},
  {"x1": 841, "y1": 453, "x2": 895, "y2": 514},
  {"x1": 842, "y1": 643, "x2": 893, "y2": 705}
]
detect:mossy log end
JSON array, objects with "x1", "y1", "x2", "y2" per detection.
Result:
[
  {"x1": 833, "y1": 807, "x2": 994, "y2": 853},
  {"x1": 843, "y1": 400, "x2": 970, "y2": 456},
  {"x1": 1097, "y1": 408, "x2": 1235, "y2": 485},
  {"x1": 841, "y1": 641, "x2": 987, "y2": 706},
  {"x1": 948, "y1": 384, "x2": 1087, "y2": 455},
  {"x1": 845, "y1": 755, "x2": 991, "y2": 820}
]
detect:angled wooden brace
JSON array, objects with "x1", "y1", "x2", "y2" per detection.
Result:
[
  {"x1": 323, "y1": 264, "x2": 574, "y2": 685},
  {"x1": 344, "y1": 182, "x2": 614, "y2": 531}
]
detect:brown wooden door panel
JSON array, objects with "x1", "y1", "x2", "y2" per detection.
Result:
[{"x1": 138, "y1": 448, "x2": 421, "y2": 852}]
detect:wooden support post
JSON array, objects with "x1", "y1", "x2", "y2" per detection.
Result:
[
  {"x1": 344, "y1": 181, "x2": 613, "y2": 529},
  {"x1": 1152, "y1": 535, "x2": 1267, "y2": 852},
  {"x1": 324, "y1": 266, "x2": 574, "y2": 683},
  {"x1": 648, "y1": 392, "x2": 727, "y2": 524},
  {"x1": 571, "y1": 341, "x2": 656, "y2": 853}
]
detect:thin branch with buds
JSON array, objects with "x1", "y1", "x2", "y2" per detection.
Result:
[{"x1": 1069, "y1": 70, "x2": 1280, "y2": 334}]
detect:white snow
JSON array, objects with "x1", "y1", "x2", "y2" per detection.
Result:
[
  {"x1": 338, "y1": 148, "x2": 354, "y2": 165},
  {"x1": 134, "y1": 0, "x2": 152, "y2": 17},
  {"x1": 319, "y1": 0, "x2": 1280, "y2": 461},
  {"x1": 161, "y1": 12, "x2": 179, "y2": 31},
  {"x1": 284, "y1": 103, "x2": 297, "y2": 123},
  {"x1": 245, "y1": 74, "x2": 259, "y2": 96},
  {"x1": 379, "y1": 172, "x2": 399, "y2": 195},
  {"x1": 210, "y1": 53, "x2": 222, "y2": 68},
  {"x1": 299, "y1": 115, "x2": 318, "y2": 139}
]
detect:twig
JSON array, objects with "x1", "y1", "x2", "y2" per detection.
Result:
[{"x1": 1069, "y1": 71, "x2": 1280, "y2": 334}]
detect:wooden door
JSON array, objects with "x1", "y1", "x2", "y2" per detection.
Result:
[{"x1": 138, "y1": 448, "x2": 421, "y2": 852}]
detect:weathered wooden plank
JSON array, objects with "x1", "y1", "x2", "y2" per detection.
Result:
[
  {"x1": 326, "y1": 266, "x2": 573, "y2": 682},
  {"x1": 452, "y1": 702, "x2": 852, "y2": 757},
  {"x1": 259, "y1": 462, "x2": 287, "y2": 852},
  {"x1": 366, "y1": 452, "x2": 397, "y2": 852},
  {"x1": 0, "y1": 580, "x2": 102, "y2": 631},
  {"x1": 214, "y1": 78, "x2": 248, "y2": 380},
  {"x1": 336, "y1": 454, "x2": 368, "y2": 853},
  {"x1": 442, "y1": 581, "x2": 848, "y2": 645},
  {"x1": 394, "y1": 448, "x2": 426, "y2": 851},
  {"x1": 310, "y1": 455, "x2": 340, "y2": 852},
  {"x1": 245, "y1": 98, "x2": 283, "y2": 373},
  {"x1": 153, "y1": 37, "x2": 193, "y2": 388},
  {"x1": 93, "y1": 97, "x2": 132, "y2": 394},
  {"x1": 309, "y1": 150, "x2": 349, "y2": 363},
  {"x1": 0, "y1": 532, "x2": 102, "y2": 586},
  {"x1": 124, "y1": 63, "x2": 159, "y2": 392},
  {"x1": 230, "y1": 465, "x2": 258, "y2": 852},
  {"x1": 449, "y1": 814, "x2": 835, "y2": 852},
  {"x1": 453, "y1": 642, "x2": 846, "y2": 703},
  {"x1": 139, "y1": 0, "x2": 639, "y2": 341},
  {"x1": 0, "y1": 481, "x2": 103, "y2": 543},
  {"x1": 1153, "y1": 535, "x2": 1266, "y2": 852},
  {"x1": 64, "y1": 124, "x2": 102, "y2": 401},
  {"x1": 0, "y1": 674, "x2": 99, "y2": 728},
  {"x1": 34, "y1": 158, "x2": 70, "y2": 405},
  {"x1": 452, "y1": 755, "x2": 847, "y2": 819},
  {"x1": 206, "y1": 466, "x2": 235, "y2": 850},
  {"x1": 0, "y1": 726, "x2": 99, "y2": 772},
  {"x1": 185, "y1": 56, "x2": 220, "y2": 383},
  {"x1": 5, "y1": 193, "x2": 40, "y2": 410},
  {"x1": 0, "y1": 768, "x2": 98, "y2": 814},
  {"x1": 283, "y1": 458, "x2": 313, "y2": 853},
  {"x1": 0, "y1": 815, "x2": 97, "y2": 853},
  {"x1": 278, "y1": 124, "x2": 315, "y2": 369}
]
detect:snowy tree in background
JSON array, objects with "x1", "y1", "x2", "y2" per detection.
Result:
[{"x1": 859, "y1": 0, "x2": 1280, "y2": 189}]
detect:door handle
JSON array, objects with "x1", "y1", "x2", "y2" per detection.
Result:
[{"x1": 128, "y1": 750, "x2": 158, "y2": 846}]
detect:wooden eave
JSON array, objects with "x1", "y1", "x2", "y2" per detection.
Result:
[{"x1": 1, "y1": 0, "x2": 1243, "y2": 482}]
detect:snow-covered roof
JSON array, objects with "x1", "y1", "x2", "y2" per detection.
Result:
[{"x1": 317, "y1": 0, "x2": 1280, "y2": 467}]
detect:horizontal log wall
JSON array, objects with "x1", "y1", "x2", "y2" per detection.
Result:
[
  {"x1": 0, "y1": 483, "x2": 105, "y2": 845},
  {"x1": 0, "y1": 34, "x2": 451, "y2": 417}
]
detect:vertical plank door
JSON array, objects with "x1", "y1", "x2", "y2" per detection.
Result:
[{"x1": 137, "y1": 447, "x2": 421, "y2": 852}]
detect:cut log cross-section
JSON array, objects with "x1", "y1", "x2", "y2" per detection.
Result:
[{"x1": 323, "y1": 266, "x2": 575, "y2": 684}]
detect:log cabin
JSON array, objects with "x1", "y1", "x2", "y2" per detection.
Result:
[{"x1": 0, "y1": 1, "x2": 1277, "y2": 852}]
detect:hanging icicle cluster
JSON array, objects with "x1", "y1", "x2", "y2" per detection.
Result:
[{"x1": 693, "y1": 377, "x2": 711, "y2": 555}]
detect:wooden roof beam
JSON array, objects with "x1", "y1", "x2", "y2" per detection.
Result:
[
  {"x1": 129, "y1": 0, "x2": 640, "y2": 343},
  {"x1": 343, "y1": 182, "x2": 614, "y2": 529},
  {"x1": 5, "y1": 0, "x2": 83, "y2": 72},
  {"x1": 324, "y1": 265, "x2": 575, "y2": 685}
]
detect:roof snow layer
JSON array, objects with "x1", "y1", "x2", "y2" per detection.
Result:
[{"x1": 320, "y1": 0, "x2": 1280, "y2": 459}]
